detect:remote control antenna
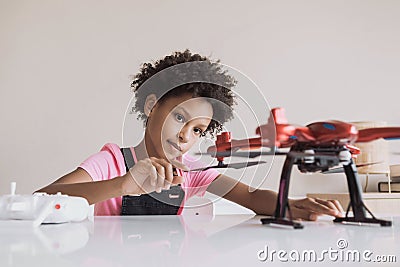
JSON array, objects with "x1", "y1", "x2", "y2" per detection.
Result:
[{"x1": 10, "y1": 182, "x2": 16, "y2": 195}]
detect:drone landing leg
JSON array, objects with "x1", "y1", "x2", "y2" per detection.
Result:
[
  {"x1": 333, "y1": 162, "x2": 392, "y2": 227},
  {"x1": 261, "y1": 155, "x2": 304, "y2": 229}
]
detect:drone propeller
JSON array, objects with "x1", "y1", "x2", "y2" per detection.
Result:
[
  {"x1": 321, "y1": 162, "x2": 383, "y2": 174},
  {"x1": 195, "y1": 150, "x2": 338, "y2": 160},
  {"x1": 195, "y1": 151, "x2": 282, "y2": 158},
  {"x1": 187, "y1": 160, "x2": 267, "y2": 172},
  {"x1": 287, "y1": 151, "x2": 339, "y2": 160}
]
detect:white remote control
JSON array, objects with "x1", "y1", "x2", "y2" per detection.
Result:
[{"x1": 0, "y1": 182, "x2": 89, "y2": 226}]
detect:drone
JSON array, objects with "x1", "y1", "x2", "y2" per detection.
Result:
[{"x1": 197, "y1": 107, "x2": 400, "y2": 229}]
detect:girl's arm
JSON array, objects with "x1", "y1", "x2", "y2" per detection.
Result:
[
  {"x1": 36, "y1": 157, "x2": 186, "y2": 205},
  {"x1": 207, "y1": 174, "x2": 344, "y2": 220},
  {"x1": 35, "y1": 168, "x2": 127, "y2": 205}
]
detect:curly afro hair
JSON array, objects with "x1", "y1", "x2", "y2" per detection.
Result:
[{"x1": 130, "y1": 49, "x2": 237, "y2": 136}]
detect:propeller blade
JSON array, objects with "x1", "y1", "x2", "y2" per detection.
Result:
[
  {"x1": 288, "y1": 151, "x2": 338, "y2": 160},
  {"x1": 195, "y1": 150, "x2": 339, "y2": 160},
  {"x1": 188, "y1": 160, "x2": 267, "y2": 172},
  {"x1": 357, "y1": 127, "x2": 400, "y2": 142},
  {"x1": 224, "y1": 151, "x2": 286, "y2": 158},
  {"x1": 226, "y1": 161, "x2": 268, "y2": 169},
  {"x1": 195, "y1": 150, "x2": 286, "y2": 158},
  {"x1": 321, "y1": 162, "x2": 383, "y2": 174}
]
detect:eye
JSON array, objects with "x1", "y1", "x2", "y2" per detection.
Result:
[
  {"x1": 174, "y1": 113, "x2": 185, "y2": 123},
  {"x1": 193, "y1": 128, "x2": 204, "y2": 136}
]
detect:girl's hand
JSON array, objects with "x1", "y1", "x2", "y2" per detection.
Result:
[
  {"x1": 288, "y1": 197, "x2": 345, "y2": 221},
  {"x1": 121, "y1": 157, "x2": 189, "y2": 195}
]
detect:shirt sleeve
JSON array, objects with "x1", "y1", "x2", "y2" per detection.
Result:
[{"x1": 78, "y1": 143, "x2": 127, "y2": 181}]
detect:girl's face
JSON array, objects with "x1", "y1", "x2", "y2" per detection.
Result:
[{"x1": 144, "y1": 93, "x2": 213, "y2": 161}]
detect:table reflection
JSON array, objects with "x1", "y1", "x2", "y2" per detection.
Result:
[{"x1": 0, "y1": 215, "x2": 398, "y2": 267}]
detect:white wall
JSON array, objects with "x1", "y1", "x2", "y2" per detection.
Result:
[{"x1": 1, "y1": 1, "x2": 400, "y2": 203}]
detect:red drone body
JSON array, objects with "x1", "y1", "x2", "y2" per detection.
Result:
[{"x1": 208, "y1": 107, "x2": 400, "y2": 160}]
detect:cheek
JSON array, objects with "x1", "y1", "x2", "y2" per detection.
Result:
[
  {"x1": 160, "y1": 116, "x2": 179, "y2": 138},
  {"x1": 187, "y1": 134, "x2": 200, "y2": 145},
  {"x1": 182, "y1": 136, "x2": 201, "y2": 153}
]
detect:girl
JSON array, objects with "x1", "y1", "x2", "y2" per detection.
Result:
[{"x1": 36, "y1": 50, "x2": 344, "y2": 219}]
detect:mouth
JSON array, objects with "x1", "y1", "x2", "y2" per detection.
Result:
[{"x1": 167, "y1": 140, "x2": 182, "y2": 152}]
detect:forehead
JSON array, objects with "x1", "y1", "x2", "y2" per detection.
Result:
[{"x1": 163, "y1": 95, "x2": 213, "y2": 120}]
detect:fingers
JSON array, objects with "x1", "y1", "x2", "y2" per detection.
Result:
[
  {"x1": 287, "y1": 203, "x2": 322, "y2": 221},
  {"x1": 169, "y1": 159, "x2": 190, "y2": 171},
  {"x1": 292, "y1": 198, "x2": 330, "y2": 215},
  {"x1": 134, "y1": 158, "x2": 158, "y2": 193},
  {"x1": 147, "y1": 159, "x2": 158, "y2": 187},
  {"x1": 291, "y1": 197, "x2": 344, "y2": 220},
  {"x1": 128, "y1": 157, "x2": 187, "y2": 195},
  {"x1": 149, "y1": 157, "x2": 186, "y2": 192},
  {"x1": 152, "y1": 161, "x2": 166, "y2": 193},
  {"x1": 325, "y1": 199, "x2": 345, "y2": 217},
  {"x1": 286, "y1": 207, "x2": 309, "y2": 221},
  {"x1": 162, "y1": 163, "x2": 173, "y2": 190},
  {"x1": 314, "y1": 198, "x2": 344, "y2": 217}
]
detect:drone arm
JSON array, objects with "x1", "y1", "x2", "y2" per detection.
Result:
[
  {"x1": 207, "y1": 137, "x2": 263, "y2": 154},
  {"x1": 230, "y1": 137, "x2": 263, "y2": 150},
  {"x1": 356, "y1": 127, "x2": 400, "y2": 142}
]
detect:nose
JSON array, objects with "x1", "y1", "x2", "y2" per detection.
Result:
[{"x1": 178, "y1": 126, "x2": 191, "y2": 143}]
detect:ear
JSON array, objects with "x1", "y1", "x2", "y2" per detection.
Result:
[{"x1": 144, "y1": 94, "x2": 157, "y2": 117}]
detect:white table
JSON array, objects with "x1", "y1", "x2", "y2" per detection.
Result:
[{"x1": 1, "y1": 214, "x2": 399, "y2": 267}]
